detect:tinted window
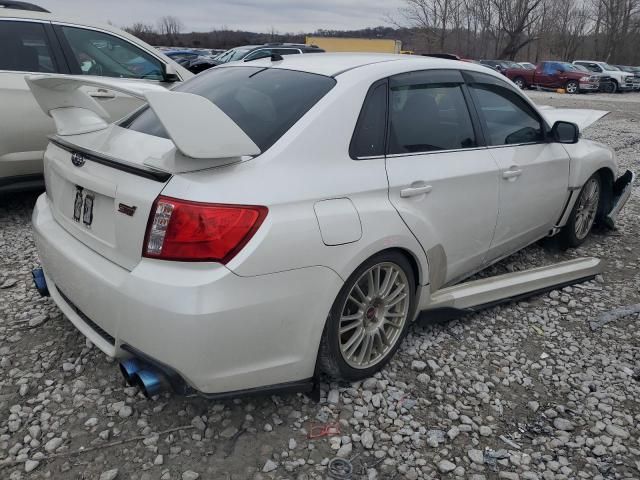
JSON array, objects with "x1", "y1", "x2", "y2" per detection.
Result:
[
  {"x1": 0, "y1": 21, "x2": 56, "y2": 73},
  {"x1": 272, "y1": 48, "x2": 301, "y2": 56},
  {"x1": 126, "y1": 67, "x2": 336, "y2": 152},
  {"x1": 60, "y1": 27, "x2": 164, "y2": 80},
  {"x1": 350, "y1": 82, "x2": 387, "y2": 158},
  {"x1": 469, "y1": 82, "x2": 544, "y2": 146},
  {"x1": 388, "y1": 80, "x2": 476, "y2": 154}
]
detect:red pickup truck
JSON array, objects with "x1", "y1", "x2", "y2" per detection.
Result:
[{"x1": 505, "y1": 61, "x2": 600, "y2": 94}]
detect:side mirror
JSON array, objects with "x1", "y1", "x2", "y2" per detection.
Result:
[
  {"x1": 162, "y1": 63, "x2": 180, "y2": 83},
  {"x1": 551, "y1": 121, "x2": 579, "y2": 144}
]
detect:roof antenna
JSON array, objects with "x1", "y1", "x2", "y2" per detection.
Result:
[{"x1": 271, "y1": 53, "x2": 284, "y2": 62}]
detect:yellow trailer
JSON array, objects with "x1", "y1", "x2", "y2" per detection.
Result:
[{"x1": 306, "y1": 36, "x2": 402, "y2": 54}]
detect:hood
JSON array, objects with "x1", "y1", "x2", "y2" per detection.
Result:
[{"x1": 537, "y1": 106, "x2": 609, "y2": 131}]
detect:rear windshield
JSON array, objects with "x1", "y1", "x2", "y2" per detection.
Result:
[{"x1": 125, "y1": 66, "x2": 336, "y2": 152}]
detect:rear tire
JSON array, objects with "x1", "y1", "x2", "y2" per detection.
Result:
[
  {"x1": 557, "y1": 173, "x2": 602, "y2": 249},
  {"x1": 318, "y1": 251, "x2": 416, "y2": 381},
  {"x1": 565, "y1": 80, "x2": 579, "y2": 94}
]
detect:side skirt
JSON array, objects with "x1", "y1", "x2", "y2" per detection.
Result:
[{"x1": 418, "y1": 257, "x2": 603, "y2": 323}]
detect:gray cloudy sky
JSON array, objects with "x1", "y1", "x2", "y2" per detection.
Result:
[{"x1": 37, "y1": 0, "x2": 404, "y2": 33}]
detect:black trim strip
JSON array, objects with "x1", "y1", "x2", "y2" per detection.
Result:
[
  {"x1": 50, "y1": 138, "x2": 172, "y2": 183},
  {"x1": 57, "y1": 287, "x2": 116, "y2": 346}
]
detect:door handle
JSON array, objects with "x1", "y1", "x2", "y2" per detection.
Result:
[
  {"x1": 502, "y1": 167, "x2": 523, "y2": 180},
  {"x1": 88, "y1": 89, "x2": 116, "y2": 99},
  {"x1": 400, "y1": 184, "x2": 433, "y2": 198}
]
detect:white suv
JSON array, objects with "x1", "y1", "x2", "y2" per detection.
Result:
[
  {"x1": 0, "y1": 2, "x2": 192, "y2": 193},
  {"x1": 573, "y1": 60, "x2": 635, "y2": 93}
]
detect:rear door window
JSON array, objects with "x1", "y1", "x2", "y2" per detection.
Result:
[
  {"x1": 125, "y1": 66, "x2": 336, "y2": 152},
  {"x1": 388, "y1": 70, "x2": 477, "y2": 154},
  {"x1": 0, "y1": 20, "x2": 57, "y2": 73},
  {"x1": 58, "y1": 26, "x2": 164, "y2": 80}
]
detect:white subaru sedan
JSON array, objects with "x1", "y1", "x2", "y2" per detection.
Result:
[{"x1": 28, "y1": 54, "x2": 633, "y2": 398}]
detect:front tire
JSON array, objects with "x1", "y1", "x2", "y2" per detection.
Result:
[
  {"x1": 318, "y1": 252, "x2": 416, "y2": 381},
  {"x1": 514, "y1": 77, "x2": 526, "y2": 90},
  {"x1": 565, "y1": 80, "x2": 579, "y2": 94},
  {"x1": 557, "y1": 174, "x2": 602, "y2": 248}
]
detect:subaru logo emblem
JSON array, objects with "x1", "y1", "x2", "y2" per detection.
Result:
[{"x1": 71, "y1": 152, "x2": 85, "y2": 167}]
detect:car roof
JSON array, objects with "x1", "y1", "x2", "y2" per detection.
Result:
[{"x1": 220, "y1": 52, "x2": 503, "y2": 78}]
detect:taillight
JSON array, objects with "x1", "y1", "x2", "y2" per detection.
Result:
[{"x1": 143, "y1": 195, "x2": 267, "y2": 263}]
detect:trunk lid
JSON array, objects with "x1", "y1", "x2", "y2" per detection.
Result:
[{"x1": 43, "y1": 126, "x2": 177, "y2": 271}]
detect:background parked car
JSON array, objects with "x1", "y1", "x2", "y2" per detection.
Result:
[
  {"x1": 480, "y1": 59, "x2": 523, "y2": 74},
  {"x1": 213, "y1": 43, "x2": 324, "y2": 64},
  {"x1": 506, "y1": 61, "x2": 599, "y2": 94},
  {"x1": 573, "y1": 61, "x2": 635, "y2": 93},
  {"x1": 518, "y1": 62, "x2": 536, "y2": 69},
  {"x1": 0, "y1": 2, "x2": 192, "y2": 193},
  {"x1": 613, "y1": 65, "x2": 640, "y2": 91}
]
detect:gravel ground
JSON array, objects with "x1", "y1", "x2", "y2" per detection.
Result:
[{"x1": 1, "y1": 91, "x2": 640, "y2": 480}]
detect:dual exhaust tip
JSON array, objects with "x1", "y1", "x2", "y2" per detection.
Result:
[{"x1": 119, "y1": 358, "x2": 169, "y2": 398}]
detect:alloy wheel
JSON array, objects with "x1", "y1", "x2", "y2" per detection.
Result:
[
  {"x1": 338, "y1": 262, "x2": 410, "y2": 369},
  {"x1": 566, "y1": 82, "x2": 578, "y2": 94},
  {"x1": 574, "y1": 178, "x2": 600, "y2": 240}
]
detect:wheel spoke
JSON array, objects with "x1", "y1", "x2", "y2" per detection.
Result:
[
  {"x1": 340, "y1": 320, "x2": 361, "y2": 334},
  {"x1": 344, "y1": 327, "x2": 365, "y2": 359},
  {"x1": 385, "y1": 283, "x2": 406, "y2": 304},
  {"x1": 387, "y1": 292, "x2": 407, "y2": 308},
  {"x1": 380, "y1": 270, "x2": 399, "y2": 298},
  {"x1": 357, "y1": 334, "x2": 373, "y2": 365},
  {"x1": 341, "y1": 311, "x2": 363, "y2": 322},
  {"x1": 373, "y1": 266, "x2": 382, "y2": 295},
  {"x1": 353, "y1": 283, "x2": 367, "y2": 302},
  {"x1": 347, "y1": 294, "x2": 365, "y2": 309}
]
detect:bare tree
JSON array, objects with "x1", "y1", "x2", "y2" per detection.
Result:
[
  {"x1": 492, "y1": 0, "x2": 544, "y2": 59},
  {"x1": 157, "y1": 16, "x2": 184, "y2": 46}
]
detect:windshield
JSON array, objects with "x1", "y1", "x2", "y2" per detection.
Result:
[
  {"x1": 125, "y1": 66, "x2": 336, "y2": 152},
  {"x1": 573, "y1": 64, "x2": 589, "y2": 72},
  {"x1": 602, "y1": 63, "x2": 618, "y2": 71},
  {"x1": 215, "y1": 48, "x2": 252, "y2": 64}
]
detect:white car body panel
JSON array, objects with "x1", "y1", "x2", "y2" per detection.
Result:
[
  {"x1": 386, "y1": 148, "x2": 500, "y2": 287},
  {"x1": 28, "y1": 54, "x2": 627, "y2": 394},
  {"x1": 487, "y1": 143, "x2": 570, "y2": 259}
]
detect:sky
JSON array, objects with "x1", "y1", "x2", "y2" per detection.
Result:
[{"x1": 36, "y1": 0, "x2": 405, "y2": 33}]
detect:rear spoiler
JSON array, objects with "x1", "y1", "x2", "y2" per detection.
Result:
[
  {"x1": 537, "y1": 106, "x2": 609, "y2": 131},
  {"x1": 25, "y1": 74, "x2": 260, "y2": 160}
]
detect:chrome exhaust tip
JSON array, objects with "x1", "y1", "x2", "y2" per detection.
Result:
[
  {"x1": 31, "y1": 268, "x2": 49, "y2": 297},
  {"x1": 119, "y1": 358, "x2": 144, "y2": 385},
  {"x1": 133, "y1": 369, "x2": 168, "y2": 398}
]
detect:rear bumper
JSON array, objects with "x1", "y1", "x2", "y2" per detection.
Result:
[{"x1": 32, "y1": 194, "x2": 343, "y2": 394}]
